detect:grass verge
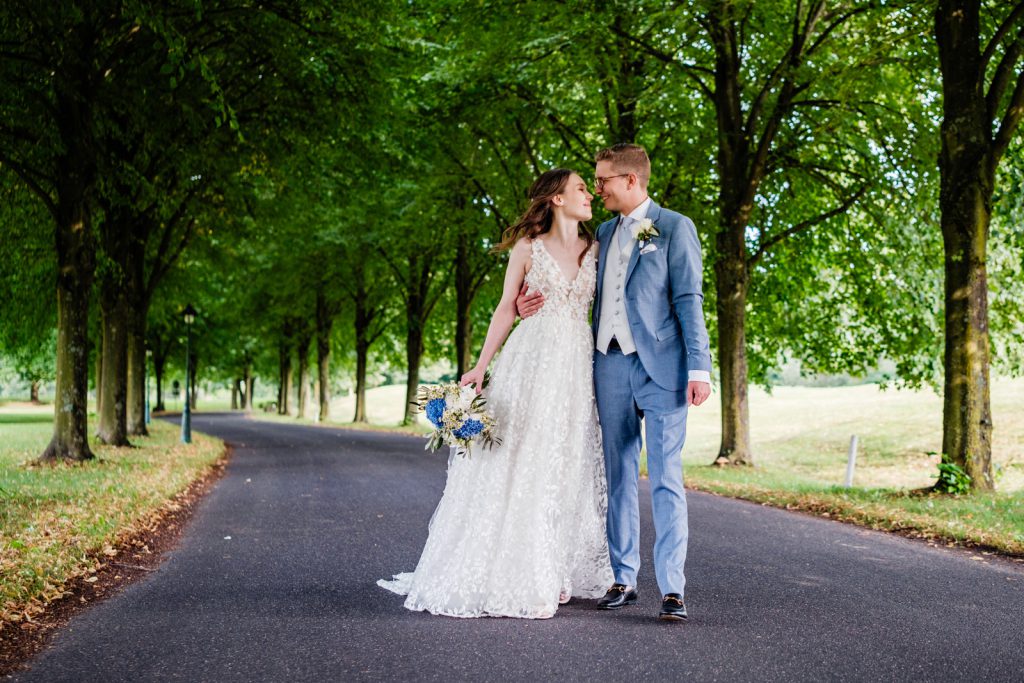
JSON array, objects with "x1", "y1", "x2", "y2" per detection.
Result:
[
  {"x1": 0, "y1": 409, "x2": 225, "y2": 637},
  {"x1": 680, "y1": 465, "x2": 1024, "y2": 557}
]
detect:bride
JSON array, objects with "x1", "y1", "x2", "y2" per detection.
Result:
[{"x1": 378, "y1": 168, "x2": 614, "y2": 618}]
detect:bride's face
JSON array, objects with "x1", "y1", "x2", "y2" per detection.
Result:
[{"x1": 554, "y1": 173, "x2": 593, "y2": 222}]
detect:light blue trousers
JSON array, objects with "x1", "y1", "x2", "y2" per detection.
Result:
[{"x1": 594, "y1": 346, "x2": 689, "y2": 596}]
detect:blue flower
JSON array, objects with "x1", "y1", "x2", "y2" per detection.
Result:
[
  {"x1": 425, "y1": 398, "x2": 447, "y2": 428},
  {"x1": 452, "y1": 418, "x2": 484, "y2": 440}
]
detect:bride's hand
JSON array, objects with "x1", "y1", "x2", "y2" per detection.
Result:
[{"x1": 460, "y1": 367, "x2": 486, "y2": 395}]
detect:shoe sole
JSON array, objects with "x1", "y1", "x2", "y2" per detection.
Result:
[
  {"x1": 597, "y1": 597, "x2": 638, "y2": 610},
  {"x1": 658, "y1": 613, "x2": 688, "y2": 622}
]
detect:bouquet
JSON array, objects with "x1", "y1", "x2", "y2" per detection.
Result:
[{"x1": 415, "y1": 382, "x2": 501, "y2": 457}]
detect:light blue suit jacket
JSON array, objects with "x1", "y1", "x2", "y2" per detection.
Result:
[{"x1": 592, "y1": 200, "x2": 712, "y2": 392}]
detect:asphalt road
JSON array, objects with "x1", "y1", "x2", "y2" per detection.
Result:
[{"x1": 15, "y1": 413, "x2": 1024, "y2": 682}]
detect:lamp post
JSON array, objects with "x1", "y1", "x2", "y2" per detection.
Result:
[
  {"x1": 181, "y1": 304, "x2": 197, "y2": 444},
  {"x1": 145, "y1": 348, "x2": 152, "y2": 424}
]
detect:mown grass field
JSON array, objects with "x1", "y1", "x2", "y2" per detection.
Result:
[
  {"x1": 254, "y1": 378, "x2": 1024, "y2": 555},
  {"x1": 0, "y1": 406, "x2": 224, "y2": 630},
  {"x1": 673, "y1": 380, "x2": 1024, "y2": 555}
]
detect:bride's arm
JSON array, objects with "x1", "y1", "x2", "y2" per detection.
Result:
[{"x1": 460, "y1": 239, "x2": 531, "y2": 392}]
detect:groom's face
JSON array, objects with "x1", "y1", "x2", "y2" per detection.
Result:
[{"x1": 595, "y1": 160, "x2": 630, "y2": 213}]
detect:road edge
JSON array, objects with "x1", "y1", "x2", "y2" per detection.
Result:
[{"x1": 0, "y1": 445, "x2": 233, "y2": 678}]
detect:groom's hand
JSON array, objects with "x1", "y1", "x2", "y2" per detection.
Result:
[
  {"x1": 515, "y1": 282, "x2": 545, "y2": 319},
  {"x1": 687, "y1": 381, "x2": 711, "y2": 407}
]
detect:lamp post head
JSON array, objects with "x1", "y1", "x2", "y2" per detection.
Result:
[{"x1": 183, "y1": 303, "x2": 197, "y2": 326}]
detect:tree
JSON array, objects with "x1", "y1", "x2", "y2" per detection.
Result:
[
  {"x1": 933, "y1": 0, "x2": 1024, "y2": 490},
  {"x1": 609, "y1": 1, "x2": 924, "y2": 464},
  {"x1": 0, "y1": 3, "x2": 128, "y2": 461}
]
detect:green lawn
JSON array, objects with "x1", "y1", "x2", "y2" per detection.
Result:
[
  {"x1": 169, "y1": 378, "x2": 1024, "y2": 554},
  {"x1": 253, "y1": 378, "x2": 1024, "y2": 492},
  {"x1": 252, "y1": 378, "x2": 1024, "y2": 555},
  {"x1": 668, "y1": 380, "x2": 1024, "y2": 555},
  {"x1": 0, "y1": 404, "x2": 224, "y2": 631},
  {"x1": 678, "y1": 379, "x2": 1024, "y2": 492}
]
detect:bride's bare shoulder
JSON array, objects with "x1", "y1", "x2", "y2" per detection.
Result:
[
  {"x1": 510, "y1": 237, "x2": 535, "y2": 272},
  {"x1": 511, "y1": 237, "x2": 536, "y2": 258}
]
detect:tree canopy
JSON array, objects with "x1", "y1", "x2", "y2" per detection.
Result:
[{"x1": 1, "y1": 0, "x2": 1022, "y2": 491}]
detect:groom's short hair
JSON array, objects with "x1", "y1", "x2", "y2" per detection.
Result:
[{"x1": 596, "y1": 143, "x2": 651, "y2": 188}]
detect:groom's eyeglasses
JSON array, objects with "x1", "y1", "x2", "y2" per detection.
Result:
[{"x1": 594, "y1": 174, "x2": 629, "y2": 189}]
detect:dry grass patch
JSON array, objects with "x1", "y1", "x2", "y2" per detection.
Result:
[{"x1": 0, "y1": 413, "x2": 224, "y2": 633}]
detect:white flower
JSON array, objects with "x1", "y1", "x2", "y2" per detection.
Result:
[
  {"x1": 631, "y1": 218, "x2": 658, "y2": 242},
  {"x1": 458, "y1": 385, "x2": 477, "y2": 407}
]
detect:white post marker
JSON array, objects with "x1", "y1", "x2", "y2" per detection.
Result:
[{"x1": 844, "y1": 435, "x2": 859, "y2": 488}]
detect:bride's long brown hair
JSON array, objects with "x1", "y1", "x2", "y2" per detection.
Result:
[{"x1": 494, "y1": 168, "x2": 594, "y2": 265}]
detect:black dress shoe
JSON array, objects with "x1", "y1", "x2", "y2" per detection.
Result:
[
  {"x1": 597, "y1": 584, "x2": 638, "y2": 610},
  {"x1": 658, "y1": 593, "x2": 688, "y2": 621}
]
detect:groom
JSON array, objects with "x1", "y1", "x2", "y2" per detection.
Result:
[{"x1": 519, "y1": 143, "x2": 711, "y2": 622}]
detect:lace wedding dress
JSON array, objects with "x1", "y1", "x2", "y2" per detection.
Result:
[{"x1": 378, "y1": 239, "x2": 613, "y2": 619}]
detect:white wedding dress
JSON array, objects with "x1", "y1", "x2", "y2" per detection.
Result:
[{"x1": 378, "y1": 239, "x2": 613, "y2": 618}]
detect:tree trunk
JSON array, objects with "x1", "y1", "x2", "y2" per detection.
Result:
[
  {"x1": 34, "y1": 34, "x2": 99, "y2": 463},
  {"x1": 354, "y1": 344, "x2": 369, "y2": 423},
  {"x1": 245, "y1": 371, "x2": 254, "y2": 414},
  {"x1": 125, "y1": 315, "x2": 148, "y2": 436},
  {"x1": 40, "y1": 201, "x2": 95, "y2": 463},
  {"x1": 455, "y1": 233, "x2": 473, "y2": 377},
  {"x1": 296, "y1": 331, "x2": 311, "y2": 419},
  {"x1": 30, "y1": 381, "x2": 41, "y2": 403},
  {"x1": 939, "y1": 195, "x2": 993, "y2": 489},
  {"x1": 125, "y1": 234, "x2": 149, "y2": 436},
  {"x1": 354, "y1": 296, "x2": 370, "y2": 423},
  {"x1": 316, "y1": 289, "x2": 334, "y2": 422},
  {"x1": 708, "y1": 4, "x2": 755, "y2": 466},
  {"x1": 96, "y1": 284, "x2": 131, "y2": 446},
  {"x1": 278, "y1": 337, "x2": 292, "y2": 416},
  {"x1": 402, "y1": 251, "x2": 433, "y2": 426},
  {"x1": 94, "y1": 322, "x2": 103, "y2": 419},
  {"x1": 231, "y1": 381, "x2": 239, "y2": 410},
  {"x1": 242, "y1": 360, "x2": 252, "y2": 413},
  {"x1": 404, "y1": 323, "x2": 424, "y2": 426},
  {"x1": 935, "y1": 0, "x2": 998, "y2": 490},
  {"x1": 714, "y1": 256, "x2": 752, "y2": 465},
  {"x1": 154, "y1": 355, "x2": 166, "y2": 412}
]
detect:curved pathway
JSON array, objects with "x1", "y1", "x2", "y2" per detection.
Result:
[{"x1": 15, "y1": 413, "x2": 1024, "y2": 682}]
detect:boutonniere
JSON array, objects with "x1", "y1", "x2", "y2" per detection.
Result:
[{"x1": 631, "y1": 218, "x2": 660, "y2": 252}]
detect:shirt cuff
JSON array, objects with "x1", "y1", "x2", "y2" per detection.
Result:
[{"x1": 688, "y1": 370, "x2": 711, "y2": 384}]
